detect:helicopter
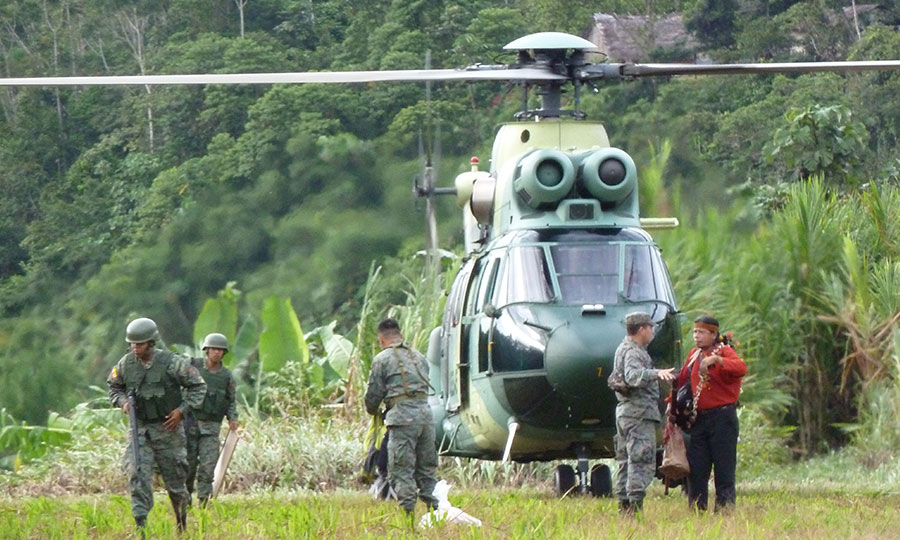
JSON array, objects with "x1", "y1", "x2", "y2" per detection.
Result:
[
  {"x1": 414, "y1": 32, "x2": 900, "y2": 497},
  {"x1": 5, "y1": 30, "x2": 900, "y2": 498}
]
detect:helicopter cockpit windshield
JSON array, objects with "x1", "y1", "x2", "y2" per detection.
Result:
[
  {"x1": 550, "y1": 243, "x2": 619, "y2": 305},
  {"x1": 494, "y1": 229, "x2": 676, "y2": 309}
]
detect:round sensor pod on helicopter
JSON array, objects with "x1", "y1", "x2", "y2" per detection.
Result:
[
  {"x1": 513, "y1": 149, "x2": 576, "y2": 208},
  {"x1": 579, "y1": 148, "x2": 637, "y2": 203}
]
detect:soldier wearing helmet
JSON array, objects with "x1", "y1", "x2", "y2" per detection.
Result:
[
  {"x1": 185, "y1": 332, "x2": 239, "y2": 507},
  {"x1": 107, "y1": 317, "x2": 206, "y2": 534}
]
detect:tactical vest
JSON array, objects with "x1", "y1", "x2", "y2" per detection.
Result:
[
  {"x1": 383, "y1": 345, "x2": 430, "y2": 408},
  {"x1": 123, "y1": 350, "x2": 183, "y2": 422},
  {"x1": 195, "y1": 362, "x2": 232, "y2": 422}
]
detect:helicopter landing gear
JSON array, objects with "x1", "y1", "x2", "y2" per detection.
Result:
[
  {"x1": 589, "y1": 464, "x2": 612, "y2": 497},
  {"x1": 575, "y1": 444, "x2": 591, "y2": 495},
  {"x1": 553, "y1": 463, "x2": 613, "y2": 497},
  {"x1": 554, "y1": 464, "x2": 576, "y2": 496},
  {"x1": 554, "y1": 445, "x2": 613, "y2": 497}
]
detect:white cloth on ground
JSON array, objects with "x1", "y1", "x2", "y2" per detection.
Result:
[{"x1": 418, "y1": 480, "x2": 482, "y2": 528}]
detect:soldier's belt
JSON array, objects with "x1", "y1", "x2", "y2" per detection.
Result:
[{"x1": 385, "y1": 393, "x2": 427, "y2": 408}]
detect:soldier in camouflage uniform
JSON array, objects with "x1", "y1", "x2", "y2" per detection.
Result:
[
  {"x1": 612, "y1": 312, "x2": 675, "y2": 515},
  {"x1": 185, "y1": 333, "x2": 239, "y2": 508},
  {"x1": 364, "y1": 318, "x2": 439, "y2": 520},
  {"x1": 107, "y1": 317, "x2": 207, "y2": 534}
]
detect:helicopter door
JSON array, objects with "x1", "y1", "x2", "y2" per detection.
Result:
[
  {"x1": 458, "y1": 256, "x2": 489, "y2": 407},
  {"x1": 442, "y1": 259, "x2": 475, "y2": 412},
  {"x1": 470, "y1": 256, "x2": 501, "y2": 374}
]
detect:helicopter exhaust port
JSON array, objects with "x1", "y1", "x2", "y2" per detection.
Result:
[{"x1": 513, "y1": 149, "x2": 575, "y2": 208}]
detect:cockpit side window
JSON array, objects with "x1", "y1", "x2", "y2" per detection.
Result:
[
  {"x1": 475, "y1": 257, "x2": 500, "y2": 313},
  {"x1": 445, "y1": 260, "x2": 473, "y2": 327},
  {"x1": 623, "y1": 245, "x2": 657, "y2": 302},
  {"x1": 503, "y1": 246, "x2": 553, "y2": 305},
  {"x1": 464, "y1": 257, "x2": 486, "y2": 316},
  {"x1": 550, "y1": 244, "x2": 619, "y2": 305},
  {"x1": 650, "y1": 246, "x2": 678, "y2": 308}
]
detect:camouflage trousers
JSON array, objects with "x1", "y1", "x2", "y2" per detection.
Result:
[
  {"x1": 387, "y1": 423, "x2": 439, "y2": 513},
  {"x1": 614, "y1": 415, "x2": 658, "y2": 502},
  {"x1": 124, "y1": 422, "x2": 189, "y2": 521},
  {"x1": 186, "y1": 419, "x2": 222, "y2": 500}
]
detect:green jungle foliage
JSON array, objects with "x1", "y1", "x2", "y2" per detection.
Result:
[{"x1": 1, "y1": 0, "x2": 900, "y2": 469}]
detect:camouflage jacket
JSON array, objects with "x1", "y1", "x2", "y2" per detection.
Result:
[
  {"x1": 364, "y1": 342, "x2": 433, "y2": 426},
  {"x1": 188, "y1": 357, "x2": 238, "y2": 424},
  {"x1": 612, "y1": 338, "x2": 662, "y2": 422},
  {"x1": 107, "y1": 348, "x2": 206, "y2": 424}
]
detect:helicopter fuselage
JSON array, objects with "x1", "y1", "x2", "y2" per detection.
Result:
[
  {"x1": 427, "y1": 227, "x2": 681, "y2": 462},
  {"x1": 428, "y1": 114, "x2": 682, "y2": 464}
]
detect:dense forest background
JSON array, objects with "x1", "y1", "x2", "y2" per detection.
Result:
[{"x1": 3, "y1": 0, "x2": 900, "y2": 461}]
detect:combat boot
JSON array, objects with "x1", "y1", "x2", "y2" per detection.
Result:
[
  {"x1": 199, "y1": 496, "x2": 210, "y2": 509},
  {"x1": 631, "y1": 498, "x2": 643, "y2": 515},
  {"x1": 403, "y1": 508, "x2": 415, "y2": 528},
  {"x1": 176, "y1": 510, "x2": 187, "y2": 533},
  {"x1": 134, "y1": 517, "x2": 147, "y2": 539},
  {"x1": 170, "y1": 494, "x2": 187, "y2": 533},
  {"x1": 618, "y1": 499, "x2": 632, "y2": 515}
]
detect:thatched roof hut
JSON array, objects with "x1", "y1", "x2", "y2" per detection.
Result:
[{"x1": 588, "y1": 13, "x2": 698, "y2": 62}]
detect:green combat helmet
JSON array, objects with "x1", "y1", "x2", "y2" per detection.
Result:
[
  {"x1": 201, "y1": 333, "x2": 229, "y2": 351},
  {"x1": 125, "y1": 318, "x2": 159, "y2": 343}
]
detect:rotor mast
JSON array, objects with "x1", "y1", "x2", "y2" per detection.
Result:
[{"x1": 504, "y1": 32, "x2": 598, "y2": 120}]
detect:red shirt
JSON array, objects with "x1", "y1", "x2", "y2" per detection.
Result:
[{"x1": 675, "y1": 345, "x2": 746, "y2": 410}]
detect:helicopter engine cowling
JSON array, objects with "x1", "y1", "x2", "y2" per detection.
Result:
[
  {"x1": 513, "y1": 149, "x2": 576, "y2": 208},
  {"x1": 579, "y1": 148, "x2": 636, "y2": 203}
]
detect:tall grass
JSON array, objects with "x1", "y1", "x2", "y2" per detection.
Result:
[
  {"x1": 0, "y1": 407, "x2": 557, "y2": 499},
  {"x1": 4, "y1": 400, "x2": 897, "y2": 500},
  {"x1": 659, "y1": 179, "x2": 900, "y2": 456}
]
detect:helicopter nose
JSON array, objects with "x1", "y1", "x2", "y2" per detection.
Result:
[{"x1": 543, "y1": 319, "x2": 617, "y2": 399}]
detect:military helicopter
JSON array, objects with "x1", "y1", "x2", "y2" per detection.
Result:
[{"x1": 5, "y1": 31, "x2": 900, "y2": 497}]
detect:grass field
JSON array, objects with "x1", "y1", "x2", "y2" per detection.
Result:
[
  {"x1": 3, "y1": 483, "x2": 900, "y2": 540},
  {"x1": 4, "y1": 411, "x2": 900, "y2": 539}
]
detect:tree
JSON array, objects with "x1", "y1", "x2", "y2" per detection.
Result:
[
  {"x1": 234, "y1": 0, "x2": 248, "y2": 37},
  {"x1": 684, "y1": 0, "x2": 738, "y2": 50},
  {"x1": 764, "y1": 104, "x2": 869, "y2": 187}
]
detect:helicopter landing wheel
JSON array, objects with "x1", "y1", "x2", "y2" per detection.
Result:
[
  {"x1": 554, "y1": 464, "x2": 576, "y2": 497},
  {"x1": 589, "y1": 463, "x2": 612, "y2": 497}
]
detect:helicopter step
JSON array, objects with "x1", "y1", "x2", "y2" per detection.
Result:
[{"x1": 553, "y1": 444, "x2": 612, "y2": 497}]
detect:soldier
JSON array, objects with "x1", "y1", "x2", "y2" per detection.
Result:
[
  {"x1": 107, "y1": 317, "x2": 206, "y2": 535},
  {"x1": 185, "y1": 333, "x2": 239, "y2": 507},
  {"x1": 612, "y1": 312, "x2": 676, "y2": 515},
  {"x1": 364, "y1": 318, "x2": 439, "y2": 521}
]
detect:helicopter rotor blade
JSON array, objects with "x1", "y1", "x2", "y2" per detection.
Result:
[
  {"x1": 0, "y1": 67, "x2": 565, "y2": 87},
  {"x1": 6, "y1": 61, "x2": 900, "y2": 88},
  {"x1": 422, "y1": 50, "x2": 440, "y2": 269},
  {"x1": 579, "y1": 60, "x2": 900, "y2": 81}
]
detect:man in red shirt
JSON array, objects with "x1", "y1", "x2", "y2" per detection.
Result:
[{"x1": 674, "y1": 315, "x2": 747, "y2": 512}]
